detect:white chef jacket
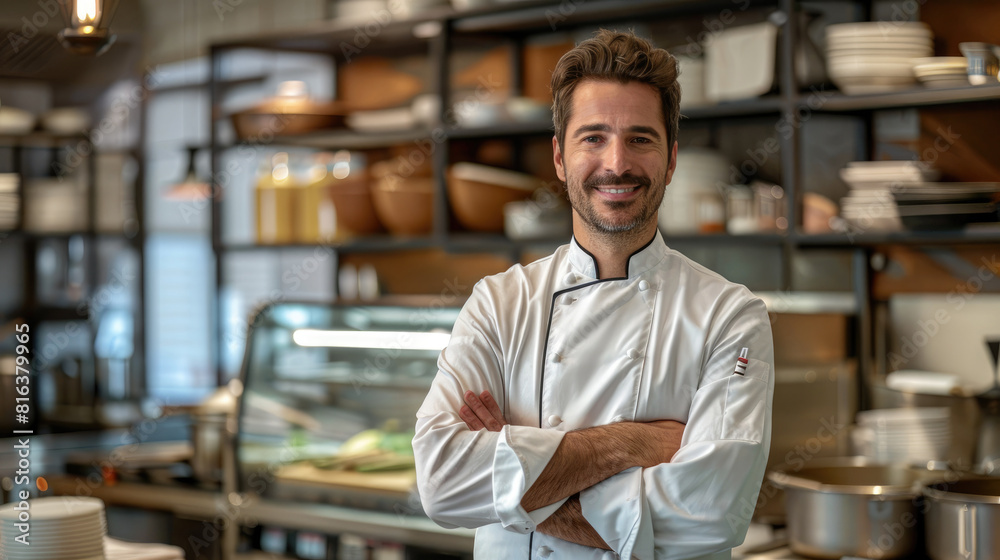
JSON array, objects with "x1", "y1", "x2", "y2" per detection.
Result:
[{"x1": 413, "y1": 231, "x2": 774, "y2": 560}]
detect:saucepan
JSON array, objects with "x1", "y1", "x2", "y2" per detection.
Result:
[
  {"x1": 923, "y1": 477, "x2": 1000, "y2": 560},
  {"x1": 768, "y1": 457, "x2": 946, "y2": 559}
]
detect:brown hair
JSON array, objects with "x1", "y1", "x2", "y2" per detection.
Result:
[{"x1": 550, "y1": 29, "x2": 680, "y2": 154}]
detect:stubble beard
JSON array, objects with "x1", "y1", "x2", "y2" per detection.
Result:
[{"x1": 565, "y1": 171, "x2": 666, "y2": 247}]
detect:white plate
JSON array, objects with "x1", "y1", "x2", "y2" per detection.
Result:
[
  {"x1": 0, "y1": 544, "x2": 104, "y2": 558},
  {"x1": 912, "y1": 56, "x2": 967, "y2": 67},
  {"x1": 918, "y1": 71, "x2": 969, "y2": 79},
  {"x1": 1, "y1": 542, "x2": 104, "y2": 555},
  {"x1": 920, "y1": 77, "x2": 973, "y2": 88},
  {"x1": 915, "y1": 69, "x2": 969, "y2": 78},
  {"x1": 0, "y1": 497, "x2": 104, "y2": 522}
]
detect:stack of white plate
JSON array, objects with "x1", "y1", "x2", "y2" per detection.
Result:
[
  {"x1": 913, "y1": 56, "x2": 970, "y2": 88},
  {"x1": 0, "y1": 173, "x2": 19, "y2": 229},
  {"x1": 0, "y1": 496, "x2": 107, "y2": 560},
  {"x1": 826, "y1": 22, "x2": 934, "y2": 94},
  {"x1": 838, "y1": 160, "x2": 940, "y2": 231},
  {"x1": 855, "y1": 407, "x2": 951, "y2": 463}
]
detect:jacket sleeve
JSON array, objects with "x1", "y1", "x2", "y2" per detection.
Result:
[
  {"x1": 578, "y1": 297, "x2": 774, "y2": 560},
  {"x1": 413, "y1": 280, "x2": 566, "y2": 531}
]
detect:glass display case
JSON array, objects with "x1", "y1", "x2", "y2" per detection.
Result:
[{"x1": 235, "y1": 299, "x2": 461, "y2": 514}]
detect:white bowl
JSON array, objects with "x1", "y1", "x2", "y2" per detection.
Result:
[
  {"x1": 827, "y1": 37, "x2": 933, "y2": 48},
  {"x1": 505, "y1": 97, "x2": 551, "y2": 122},
  {"x1": 826, "y1": 21, "x2": 932, "y2": 40},
  {"x1": 827, "y1": 46, "x2": 934, "y2": 59},
  {"x1": 828, "y1": 54, "x2": 924, "y2": 67},
  {"x1": 0, "y1": 106, "x2": 35, "y2": 135},
  {"x1": 41, "y1": 107, "x2": 90, "y2": 134},
  {"x1": 828, "y1": 60, "x2": 917, "y2": 78}
]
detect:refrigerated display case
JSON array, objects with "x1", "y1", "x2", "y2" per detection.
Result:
[{"x1": 233, "y1": 299, "x2": 474, "y2": 559}]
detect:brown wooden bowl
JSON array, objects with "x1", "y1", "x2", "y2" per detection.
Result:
[
  {"x1": 371, "y1": 175, "x2": 434, "y2": 235},
  {"x1": 327, "y1": 176, "x2": 383, "y2": 236},
  {"x1": 230, "y1": 99, "x2": 347, "y2": 140},
  {"x1": 447, "y1": 163, "x2": 540, "y2": 232}
]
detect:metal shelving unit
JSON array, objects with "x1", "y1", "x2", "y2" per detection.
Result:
[{"x1": 0, "y1": 124, "x2": 145, "y2": 431}]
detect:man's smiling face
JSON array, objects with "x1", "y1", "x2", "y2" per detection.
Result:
[{"x1": 553, "y1": 79, "x2": 677, "y2": 238}]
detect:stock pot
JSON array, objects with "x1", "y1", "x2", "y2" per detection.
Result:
[
  {"x1": 923, "y1": 477, "x2": 1000, "y2": 560},
  {"x1": 768, "y1": 458, "x2": 944, "y2": 559}
]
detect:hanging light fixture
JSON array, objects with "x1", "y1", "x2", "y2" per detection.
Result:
[
  {"x1": 164, "y1": 147, "x2": 210, "y2": 201},
  {"x1": 57, "y1": 0, "x2": 121, "y2": 56}
]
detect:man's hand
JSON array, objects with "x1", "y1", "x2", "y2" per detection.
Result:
[
  {"x1": 459, "y1": 390, "x2": 506, "y2": 432},
  {"x1": 537, "y1": 494, "x2": 611, "y2": 550}
]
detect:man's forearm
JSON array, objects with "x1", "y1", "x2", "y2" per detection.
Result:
[
  {"x1": 521, "y1": 422, "x2": 669, "y2": 511},
  {"x1": 536, "y1": 494, "x2": 611, "y2": 550}
]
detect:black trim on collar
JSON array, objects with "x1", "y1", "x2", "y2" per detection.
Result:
[
  {"x1": 625, "y1": 232, "x2": 658, "y2": 277},
  {"x1": 572, "y1": 235, "x2": 602, "y2": 279},
  {"x1": 572, "y1": 231, "x2": 659, "y2": 280}
]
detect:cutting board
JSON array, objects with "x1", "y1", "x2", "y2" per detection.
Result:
[{"x1": 276, "y1": 463, "x2": 416, "y2": 495}]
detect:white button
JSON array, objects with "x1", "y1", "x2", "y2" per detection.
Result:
[
  {"x1": 537, "y1": 546, "x2": 553, "y2": 558},
  {"x1": 564, "y1": 272, "x2": 578, "y2": 284},
  {"x1": 638, "y1": 280, "x2": 650, "y2": 291},
  {"x1": 611, "y1": 415, "x2": 625, "y2": 423},
  {"x1": 547, "y1": 415, "x2": 562, "y2": 427},
  {"x1": 549, "y1": 352, "x2": 562, "y2": 364},
  {"x1": 627, "y1": 348, "x2": 641, "y2": 360}
]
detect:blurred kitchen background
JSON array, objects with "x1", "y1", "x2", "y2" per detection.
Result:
[{"x1": 0, "y1": 0, "x2": 999, "y2": 559}]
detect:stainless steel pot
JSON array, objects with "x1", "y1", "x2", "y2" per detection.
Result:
[
  {"x1": 768, "y1": 458, "x2": 944, "y2": 559},
  {"x1": 923, "y1": 478, "x2": 1000, "y2": 560}
]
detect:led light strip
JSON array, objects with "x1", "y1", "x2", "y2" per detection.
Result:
[{"x1": 292, "y1": 329, "x2": 450, "y2": 351}]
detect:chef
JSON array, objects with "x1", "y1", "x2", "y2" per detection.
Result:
[{"x1": 413, "y1": 29, "x2": 774, "y2": 560}]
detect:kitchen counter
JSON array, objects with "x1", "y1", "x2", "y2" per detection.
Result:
[
  {"x1": 0, "y1": 415, "x2": 190, "y2": 490},
  {"x1": 43, "y1": 473, "x2": 475, "y2": 556}
]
